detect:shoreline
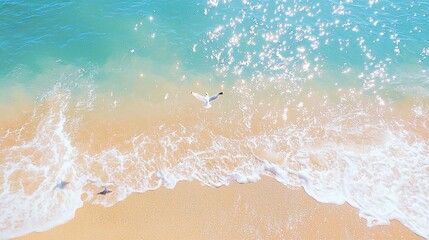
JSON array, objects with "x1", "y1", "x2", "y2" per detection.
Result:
[
  {"x1": 16, "y1": 177, "x2": 422, "y2": 240},
  {"x1": 2, "y1": 82, "x2": 427, "y2": 240}
]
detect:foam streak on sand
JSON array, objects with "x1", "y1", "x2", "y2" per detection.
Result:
[
  {"x1": 0, "y1": 85, "x2": 83, "y2": 239},
  {"x1": 0, "y1": 82, "x2": 428, "y2": 239}
]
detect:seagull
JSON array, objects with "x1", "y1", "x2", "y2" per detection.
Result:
[
  {"x1": 191, "y1": 91, "x2": 223, "y2": 109},
  {"x1": 97, "y1": 186, "x2": 112, "y2": 195}
]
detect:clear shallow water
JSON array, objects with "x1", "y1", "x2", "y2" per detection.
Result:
[{"x1": 0, "y1": 0, "x2": 428, "y2": 239}]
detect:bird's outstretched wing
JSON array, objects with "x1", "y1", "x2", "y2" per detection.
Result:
[
  {"x1": 191, "y1": 92, "x2": 206, "y2": 102},
  {"x1": 209, "y1": 92, "x2": 223, "y2": 102}
]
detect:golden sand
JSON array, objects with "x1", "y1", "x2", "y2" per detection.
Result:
[{"x1": 17, "y1": 177, "x2": 422, "y2": 240}]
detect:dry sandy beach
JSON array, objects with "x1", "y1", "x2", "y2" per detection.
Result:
[{"x1": 17, "y1": 177, "x2": 422, "y2": 240}]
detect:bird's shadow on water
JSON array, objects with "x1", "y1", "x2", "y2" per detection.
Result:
[
  {"x1": 97, "y1": 186, "x2": 112, "y2": 195},
  {"x1": 54, "y1": 181, "x2": 69, "y2": 190}
]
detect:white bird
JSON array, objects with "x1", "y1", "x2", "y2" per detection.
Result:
[{"x1": 191, "y1": 91, "x2": 223, "y2": 109}]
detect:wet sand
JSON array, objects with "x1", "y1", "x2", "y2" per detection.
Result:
[
  {"x1": 16, "y1": 177, "x2": 422, "y2": 240},
  {"x1": 3, "y1": 83, "x2": 426, "y2": 240}
]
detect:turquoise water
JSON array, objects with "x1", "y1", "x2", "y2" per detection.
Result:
[
  {"x1": 1, "y1": 0, "x2": 429, "y2": 239},
  {"x1": 2, "y1": 1, "x2": 428, "y2": 87},
  {"x1": 0, "y1": 1, "x2": 210, "y2": 78}
]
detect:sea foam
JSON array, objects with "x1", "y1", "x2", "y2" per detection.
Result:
[{"x1": 1, "y1": 82, "x2": 428, "y2": 239}]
